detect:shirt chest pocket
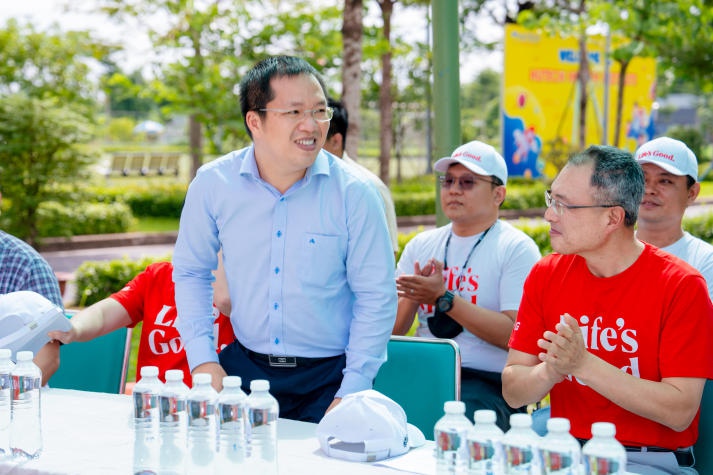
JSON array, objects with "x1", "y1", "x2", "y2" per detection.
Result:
[{"x1": 299, "y1": 233, "x2": 346, "y2": 288}]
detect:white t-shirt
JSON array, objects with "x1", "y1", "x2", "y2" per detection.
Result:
[
  {"x1": 662, "y1": 231, "x2": 713, "y2": 300},
  {"x1": 396, "y1": 219, "x2": 541, "y2": 372}
]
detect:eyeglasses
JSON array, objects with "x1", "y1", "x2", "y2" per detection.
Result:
[
  {"x1": 544, "y1": 190, "x2": 620, "y2": 215},
  {"x1": 439, "y1": 174, "x2": 498, "y2": 191},
  {"x1": 258, "y1": 107, "x2": 333, "y2": 123}
]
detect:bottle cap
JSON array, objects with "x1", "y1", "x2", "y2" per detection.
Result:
[
  {"x1": 165, "y1": 369, "x2": 184, "y2": 382},
  {"x1": 250, "y1": 379, "x2": 270, "y2": 392},
  {"x1": 0, "y1": 348, "x2": 11, "y2": 359},
  {"x1": 547, "y1": 417, "x2": 570, "y2": 433},
  {"x1": 223, "y1": 375, "x2": 242, "y2": 388},
  {"x1": 474, "y1": 409, "x2": 497, "y2": 424},
  {"x1": 16, "y1": 350, "x2": 33, "y2": 361},
  {"x1": 443, "y1": 400, "x2": 465, "y2": 414},
  {"x1": 591, "y1": 422, "x2": 616, "y2": 437},
  {"x1": 509, "y1": 413, "x2": 532, "y2": 428},
  {"x1": 140, "y1": 365, "x2": 159, "y2": 378},
  {"x1": 193, "y1": 373, "x2": 212, "y2": 385}
]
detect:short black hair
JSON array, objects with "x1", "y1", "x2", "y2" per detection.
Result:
[
  {"x1": 238, "y1": 55, "x2": 328, "y2": 138},
  {"x1": 327, "y1": 97, "x2": 348, "y2": 154}
]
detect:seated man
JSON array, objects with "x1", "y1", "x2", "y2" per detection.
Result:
[
  {"x1": 394, "y1": 140, "x2": 541, "y2": 430},
  {"x1": 49, "y1": 260, "x2": 234, "y2": 386},
  {"x1": 503, "y1": 145, "x2": 713, "y2": 474},
  {"x1": 0, "y1": 215, "x2": 64, "y2": 385}
]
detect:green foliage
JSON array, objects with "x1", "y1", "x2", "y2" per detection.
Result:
[
  {"x1": 58, "y1": 182, "x2": 188, "y2": 218},
  {"x1": 75, "y1": 255, "x2": 170, "y2": 307},
  {"x1": 664, "y1": 126, "x2": 705, "y2": 163},
  {"x1": 36, "y1": 201, "x2": 135, "y2": 238},
  {"x1": 0, "y1": 93, "x2": 96, "y2": 245},
  {"x1": 104, "y1": 117, "x2": 138, "y2": 142},
  {"x1": 682, "y1": 213, "x2": 713, "y2": 244},
  {"x1": 393, "y1": 192, "x2": 437, "y2": 217},
  {"x1": 512, "y1": 219, "x2": 553, "y2": 256}
]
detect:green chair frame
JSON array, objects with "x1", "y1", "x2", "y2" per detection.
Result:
[
  {"x1": 373, "y1": 335, "x2": 461, "y2": 440},
  {"x1": 50, "y1": 313, "x2": 131, "y2": 394},
  {"x1": 694, "y1": 379, "x2": 713, "y2": 472}
]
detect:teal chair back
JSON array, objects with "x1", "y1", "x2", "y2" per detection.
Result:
[
  {"x1": 373, "y1": 336, "x2": 460, "y2": 440},
  {"x1": 50, "y1": 315, "x2": 131, "y2": 394},
  {"x1": 694, "y1": 379, "x2": 713, "y2": 472}
]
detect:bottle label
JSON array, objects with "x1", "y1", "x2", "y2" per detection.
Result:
[
  {"x1": 504, "y1": 444, "x2": 534, "y2": 471},
  {"x1": 584, "y1": 454, "x2": 622, "y2": 475},
  {"x1": 543, "y1": 449, "x2": 575, "y2": 474}
]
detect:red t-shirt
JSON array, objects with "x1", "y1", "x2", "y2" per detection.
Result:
[
  {"x1": 110, "y1": 261, "x2": 234, "y2": 386},
  {"x1": 509, "y1": 244, "x2": 713, "y2": 449}
]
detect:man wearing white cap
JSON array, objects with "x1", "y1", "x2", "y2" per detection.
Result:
[
  {"x1": 393, "y1": 140, "x2": 541, "y2": 431},
  {"x1": 635, "y1": 136, "x2": 713, "y2": 299}
]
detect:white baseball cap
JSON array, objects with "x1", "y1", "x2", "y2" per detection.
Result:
[
  {"x1": 316, "y1": 389, "x2": 426, "y2": 462},
  {"x1": 634, "y1": 136, "x2": 698, "y2": 182},
  {"x1": 434, "y1": 140, "x2": 508, "y2": 185},
  {"x1": 0, "y1": 291, "x2": 70, "y2": 359}
]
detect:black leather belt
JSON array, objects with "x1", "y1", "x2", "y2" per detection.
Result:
[
  {"x1": 576, "y1": 439, "x2": 694, "y2": 467},
  {"x1": 238, "y1": 340, "x2": 343, "y2": 368}
]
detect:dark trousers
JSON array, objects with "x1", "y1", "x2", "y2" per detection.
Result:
[
  {"x1": 461, "y1": 367, "x2": 526, "y2": 432},
  {"x1": 219, "y1": 340, "x2": 346, "y2": 423}
]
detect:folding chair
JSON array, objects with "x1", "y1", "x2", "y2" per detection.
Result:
[
  {"x1": 694, "y1": 379, "x2": 713, "y2": 472},
  {"x1": 50, "y1": 314, "x2": 131, "y2": 394},
  {"x1": 373, "y1": 335, "x2": 461, "y2": 439}
]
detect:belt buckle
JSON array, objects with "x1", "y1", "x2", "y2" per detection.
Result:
[{"x1": 268, "y1": 355, "x2": 297, "y2": 368}]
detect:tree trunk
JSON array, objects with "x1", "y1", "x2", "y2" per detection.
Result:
[
  {"x1": 613, "y1": 59, "x2": 630, "y2": 148},
  {"x1": 342, "y1": 0, "x2": 363, "y2": 160},
  {"x1": 577, "y1": 28, "x2": 589, "y2": 149},
  {"x1": 378, "y1": 0, "x2": 394, "y2": 186},
  {"x1": 189, "y1": 113, "x2": 202, "y2": 179}
]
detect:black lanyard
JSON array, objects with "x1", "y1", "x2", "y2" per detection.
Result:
[{"x1": 443, "y1": 224, "x2": 493, "y2": 287}]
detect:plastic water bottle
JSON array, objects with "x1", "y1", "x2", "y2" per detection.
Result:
[
  {"x1": 246, "y1": 379, "x2": 279, "y2": 475},
  {"x1": 434, "y1": 400, "x2": 472, "y2": 474},
  {"x1": 466, "y1": 409, "x2": 504, "y2": 475},
  {"x1": 501, "y1": 413, "x2": 540, "y2": 474},
  {"x1": 9, "y1": 350, "x2": 42, "y2": 460},
  {"x1": 217, "y1": 376, "x2": 248, "y2": 471},
  {"x1": 582, "y1": 422, "x2": 626, "y2": 475},
  {"x1": 540, "y1": 417, "x2": 581, "y2": 474},
  {"x1": 0, "y1": 349, "x2": 14, "y2": 461},
  {"x1": 186, "y1": 373, "x2": 218, "y2": 474},
  {"x1": 133, "y1": 365, "x2": 162, "y2": 474},
  {"x1": 158, "y1": 369, "x2": 189, "y2": 475}
]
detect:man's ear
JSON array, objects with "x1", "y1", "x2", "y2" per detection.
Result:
[{"x1": 246, "y1": 110, "x2": 262, "y2": 137}]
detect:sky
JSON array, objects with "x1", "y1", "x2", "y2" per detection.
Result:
[{"x1": 0, "y1": 0, "x2": 503, "y2": 81}]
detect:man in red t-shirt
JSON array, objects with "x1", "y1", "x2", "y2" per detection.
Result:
[
  {"x1": 503, "y1": 145, "x2": 713, "y2": 474},
  {"x1": 49, "y1": 261, "x2": 234, "y2": 387}
]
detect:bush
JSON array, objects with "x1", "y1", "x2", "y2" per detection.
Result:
[
  {"x1": 74, "y1": 255, "x2": 170, "y2": 306},
  {"x1": 36, "y1": 201, "x2": 135, "y2": 238}
]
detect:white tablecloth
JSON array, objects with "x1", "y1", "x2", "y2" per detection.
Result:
[{"x1": 0, "y1": 388, "x2": 435, "y2": 475}]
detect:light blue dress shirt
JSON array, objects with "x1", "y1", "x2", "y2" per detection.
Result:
[{"x1": 173, "y1": 146, "x2": 397, "y2": 397}]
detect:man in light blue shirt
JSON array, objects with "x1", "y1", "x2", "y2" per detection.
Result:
[{"x1": 173, "y1": 55, "x2": 396, "y2": 422}]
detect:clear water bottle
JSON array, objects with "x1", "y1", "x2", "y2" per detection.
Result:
[
  {"x1": 466, "y1": 409, "x2": 504, "y2": 475},
  {"x1": 540, "y1": 417, "x2": 581, "y2": 474},
  {"x1": 158, "y1": 369, "x2": 189, "y2": 475},
  {"x1": 217, "y1": 376, "x2": 248, "y2": 471},
  {"x1": 9, "y1": 350, "x2": 42, "y2": 461},
  {"x1": 186, "y1": 373, "x2": 218, "y2": 475},
  {"x1": 501, "y1": 413, "x2": 540, "y2": 474},
  {"x1": 0, "y1": 349, "x2": 14, "y2": 461},
  {"x1": 246, "y1": 379, "x2": 279, "y2": 475},
  {"x1": 434, "y1": 400, "x2": 472, "y2": 474},
  {"x1": 133, "y1": 365, "x2": 162, "y2": 475},
  {"x1": 582, "y1": 422, "x2": 626, "y2": 475}
]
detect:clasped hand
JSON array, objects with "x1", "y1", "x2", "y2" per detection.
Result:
[
  {"x1": 395, "y1": 258, "x2": 445, "y2": 305},
  {"x1": 537, "y1": 313, "x2": 588, "y2": 380}
]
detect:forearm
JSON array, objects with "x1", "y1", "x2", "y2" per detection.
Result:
[
  {"x1": 450, "y1": 299, "x2": 514, "y2": 349},
  {"x1": 574, "y1": 353, "x2": 704, "y2": 431},
  {"x1": 393, "y1": 298, "x2": 418, "y2": 335},
  {"x1": 70, "y1": 300, "x2": 129, "y2": 342},
  {"x1": 502, "y1": 361, "x2": 559, "y2": 408}
]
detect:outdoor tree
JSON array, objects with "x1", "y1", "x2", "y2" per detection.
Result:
[{"x1": 0, "y1": 94, "x2": 94, "y2": 247}]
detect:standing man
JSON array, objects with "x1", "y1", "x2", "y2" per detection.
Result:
[
  {"x1": 323, "y1": 97, "x2": 400, "y2": 257},
  {"x1": 394, "y1": 140, "x2": 541, "y2": 430},
  {"x1": 635, "y1": 136, "x2": 713, "y2": 299},
  {"x1": 0, "y1": 190, "x2": 63, "y2": 385},
  {"x1": 504, "y1": 145, "x2": 713, "y2": 474},
  {"x1": 173, "y1": 56, "x2": 397, "y2": 422}
]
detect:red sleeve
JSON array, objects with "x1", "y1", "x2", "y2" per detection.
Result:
[{"x1": 110, "y1": 262, "x2": 171, "y2": 328}]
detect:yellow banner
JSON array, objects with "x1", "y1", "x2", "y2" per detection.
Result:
[{"x1": 502, "y1": 24, "x2": 657, "y2": 178}]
